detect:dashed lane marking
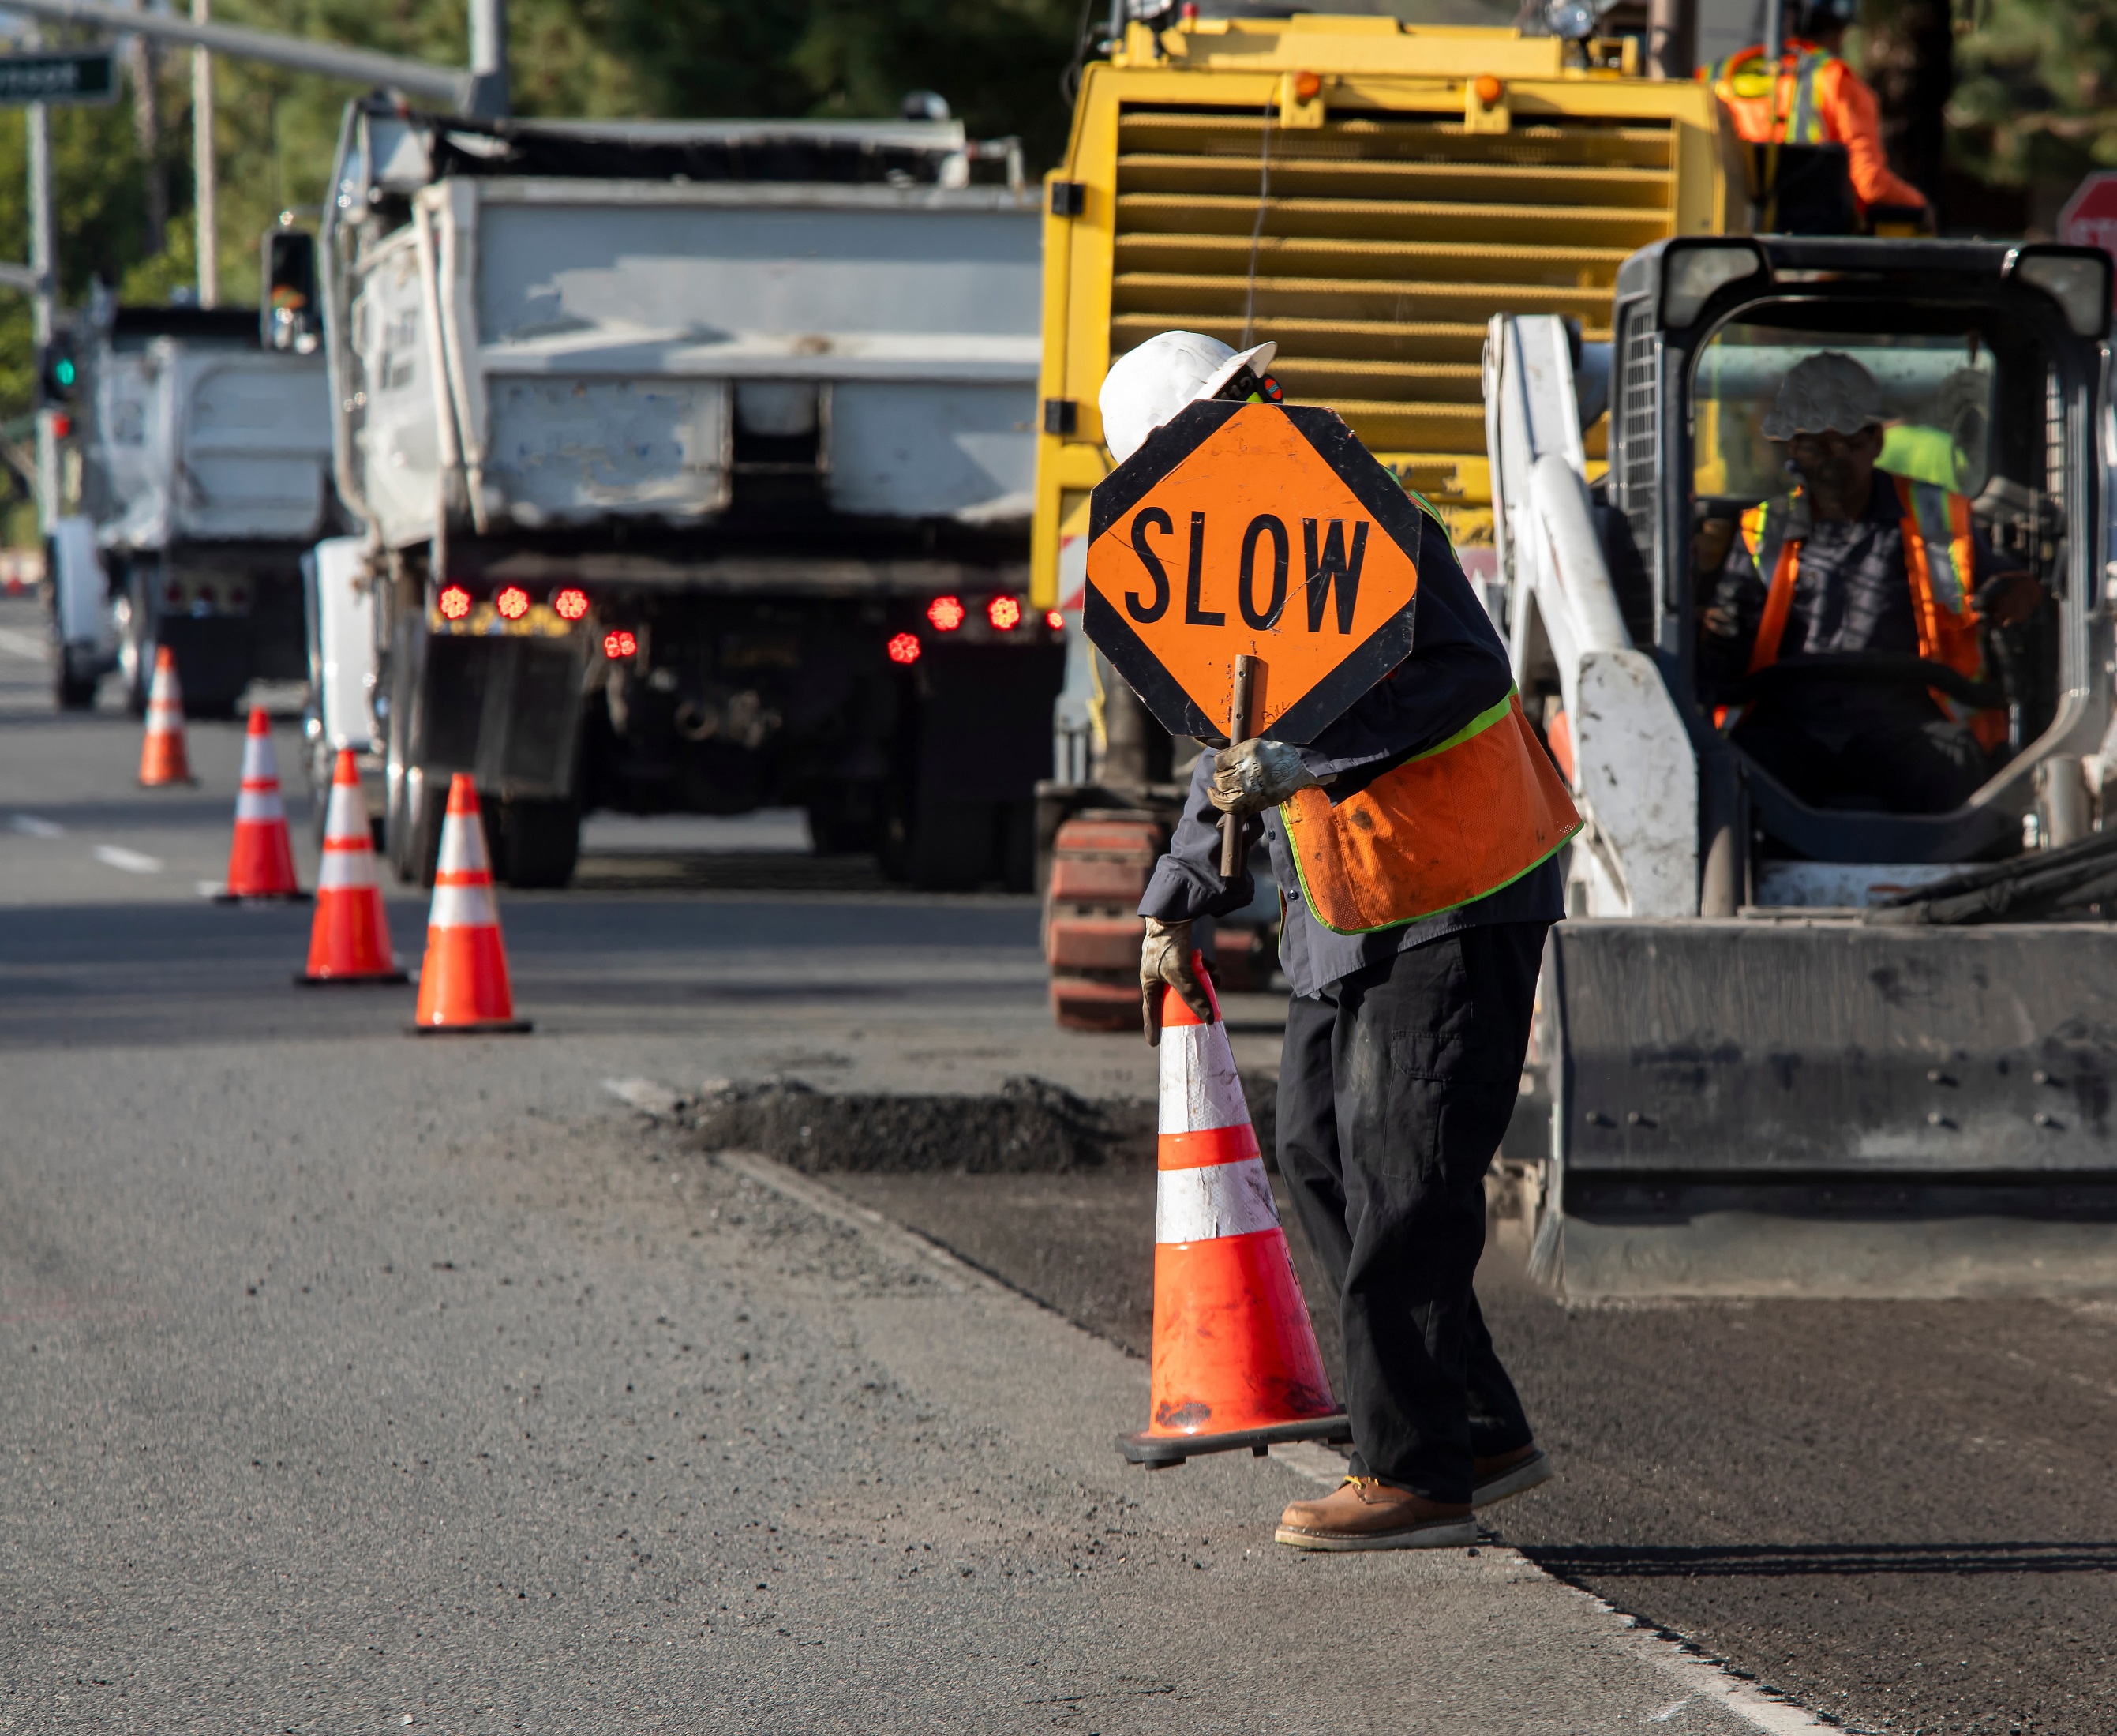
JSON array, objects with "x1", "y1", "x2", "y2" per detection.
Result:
[
  {"x1": 10, "y1": 814, "x2": 65, "y2": 838},
  {"x1": 0, "y1": 627, "x2": 46, "y2": 660},
  {"x1": 92, "y1": 845, "x2": 163, "y2": 874}
]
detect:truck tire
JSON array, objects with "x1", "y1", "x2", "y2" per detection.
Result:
[
  {"x1": 388, "y1": 778, "x2": 446, "y2": 889},
  {"x1": 54, "y1": 654, "x2": 96, "y2": 712},
  {"x1": 906, "y1": 799, "x2": 999, "y2": 891},
  {"x1": 492, "y1": 797, "x2": 580, "y2": 890}
]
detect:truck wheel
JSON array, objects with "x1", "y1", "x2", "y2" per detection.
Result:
[
  {"x1": 806, "y1": 784, "x2": 879, "y2": 856},
  {"x1": 492, "y1": 797, "x2": 580, "y2": 890},
  {"x1": 388, "y1": 774, "x2": 446, "y2": 889},
  {"x1": 907, "y1": 800, "x2": 999, "y2": 891},
  {"x1": 54, "y1": 654, "x2": 96, "y2": 712}
]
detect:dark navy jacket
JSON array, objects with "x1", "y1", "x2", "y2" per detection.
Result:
[{"x1": 1138, "y1": 511, "x2": 1563, "y2": 998}]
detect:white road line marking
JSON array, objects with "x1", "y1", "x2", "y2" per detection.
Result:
[
  {"x1": 10, "y1": 814, "x2": 64, "y2": 838},
  {"x1": 92, "y1": 845, "x2": 163, "y2": 874},
  {"x1": 0, "y1": 626, "x2": 47, "y2": 660}
]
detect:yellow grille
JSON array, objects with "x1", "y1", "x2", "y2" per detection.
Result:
[{"x1": 1110, "y1": 110, "x2": 1671, "y2": 489}]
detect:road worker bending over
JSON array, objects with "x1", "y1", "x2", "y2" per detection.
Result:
[
  {"x1": 1105, "y1": 332, "x2": 1574, "y2": 1550},
  {"x1": 1701, "y1": 351, "x2": 2040, "y2": 814},
  {"x1": 1703, "y1": 0, "x2": 1928, "y2": 227}
]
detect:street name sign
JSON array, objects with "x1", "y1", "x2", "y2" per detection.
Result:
[
  {"x1": 0, "y1": 51, "x2": 116, "y2": 107},
  {"x1": 1084, "y1": 400, "x2": 1424, "y2": 744}
]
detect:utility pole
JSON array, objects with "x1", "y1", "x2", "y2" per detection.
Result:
[
  {"x1": 26, "y1": 26, "x2": 58, "y2": 530},
  {"x1": 192, "y1": 0, "x2": 214, "y2": 307},
  {"x1": 125, "y1": 1, "x2": 165, "y2": 257},
  {"x1": 467, "y1": 0, "x2": 507, "y2": 119}
]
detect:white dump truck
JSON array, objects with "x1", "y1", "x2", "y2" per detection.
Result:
[
  {"x1": 69, "y1": 300, "x2": 338, "y2": 716},
  {"x1": 314, "y1": 98, "x2": 1055, "y2": 887}
]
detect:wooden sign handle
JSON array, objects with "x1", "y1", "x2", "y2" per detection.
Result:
[{"x1": 1220, "y1": 654, "x2": 1257, "y2": 883}]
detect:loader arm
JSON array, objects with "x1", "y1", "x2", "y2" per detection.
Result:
[{"x1": 1486, "y1": 313, "x2": 1697, "y2": 917}]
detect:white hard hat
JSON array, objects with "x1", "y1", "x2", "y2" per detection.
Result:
[
  {"x1": 1099, "y1": 331, "x2": 1278, "y2": 465},
  {"x1": 1762, "y1": 351, "x2": 1883, "y2": 441}
]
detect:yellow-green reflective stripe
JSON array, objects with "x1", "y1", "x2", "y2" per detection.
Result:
[
  {"x1": 1275, "y1": 688, "x2": 1579, "y2": 937},
  {"x1": 1283, "y1": 816, "x2": 1579, "y2": 938},
  {"x1": 1911, "y1": 482, "x2": 1965, "y2": 613},
  {"x1": 1410, "y1": 688, "x2": 1515, "y2": 763}
]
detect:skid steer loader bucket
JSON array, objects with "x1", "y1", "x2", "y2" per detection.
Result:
[{"x1": 1533, "y1": 921, "x2": 2117, "y2": 1299}]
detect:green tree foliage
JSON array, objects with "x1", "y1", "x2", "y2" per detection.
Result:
[
  {"x1": 0, "y1": 0, "x2": 1085, "y2": 449},
  {"x1": 1948, "y1": 0, "x2": 2117, "y2": 192}
]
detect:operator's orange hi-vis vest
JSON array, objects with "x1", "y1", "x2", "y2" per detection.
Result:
[
  {"x1": 1702, "y1": 42, "x2": 1927, "y2": 212},
  {"x1": 1279, "y1": 690, "x2": 1581, "y2": 936},
  {"x1": 1739, "y1": 473, "x2": 2003, "y2": 749}
]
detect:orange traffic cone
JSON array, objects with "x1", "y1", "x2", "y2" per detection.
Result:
[
  {"x1": 1119, "y1": 958, "x2": 1345, "y2": 1468},
  {"x1": 410, "y1": 774, "x2": 530, "y2": 1035},
  {"x1": 215, "y1": 708, "x2": 306, "y2": 902},
  {"x1": 137, "y1": 647, "x2": 195, "y2": 787},
  {"x1": 298, "y1": 750, "x2": 407, "y2": 985}
]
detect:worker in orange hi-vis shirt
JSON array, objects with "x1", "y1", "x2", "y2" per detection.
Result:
[{"x1": 1703, "y1": 0, "x2": 1929, "y2": 221}]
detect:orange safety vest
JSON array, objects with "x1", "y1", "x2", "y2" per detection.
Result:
[
  {"x1": 1737, "y1": 472, "x2": 2002, "y2": 748},
  {"x1": 1278, "y1": 690, "x2": 1582, "y2": 936},
  {"x1": 1706, "y1": 40, "x2": 1837, "y2": 146}
]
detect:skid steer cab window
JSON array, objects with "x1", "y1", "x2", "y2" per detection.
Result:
[
  {"x1": 1683, "y1": 306, "x2": 2069, "y2": 827},
  {"x1": 1693, "y1": 324, "x2": 1994, "y2": 505}
]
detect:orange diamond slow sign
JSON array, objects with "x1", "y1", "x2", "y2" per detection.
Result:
[{"x1": 1085, "y1": 401, "x2": 1423, "y2": 744}]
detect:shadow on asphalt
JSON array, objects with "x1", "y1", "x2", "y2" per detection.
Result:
[{"x1": 1525, "y1": 1540, "x2": 2117, "y2": 1578}]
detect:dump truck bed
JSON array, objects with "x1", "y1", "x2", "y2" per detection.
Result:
[{"x1": 1030, "y1": 13, "x2": 1737, "y2": 607}]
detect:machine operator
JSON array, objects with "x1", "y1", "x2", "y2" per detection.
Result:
[
  {"x1": 1701, "y1": 351, "x2": 2040, "y2": 812},
  {"x1": 1105, "y1": 331, "x2": 1577, "y2": 1551}
]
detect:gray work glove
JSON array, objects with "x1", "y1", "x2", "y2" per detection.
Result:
[
  {"x1": 1208, "y1": 737, "x2": 1331, "y2": 821},
  {"x1": 1141, "y1": 917, "x2": 1213, "y2": 1048}
]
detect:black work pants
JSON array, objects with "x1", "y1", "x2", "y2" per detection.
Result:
[{"x1": 1276, "y1": 924, "x2": 1544, "y2": 1505}]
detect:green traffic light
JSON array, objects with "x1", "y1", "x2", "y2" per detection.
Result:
[{"x1": 54, "y1": 358, "x2": 75, "y2": 388}]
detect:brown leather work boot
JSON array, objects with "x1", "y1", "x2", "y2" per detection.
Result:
[
  {"x1": 1472, "y1": 1442, "x2": 1553, "y2": 1509},
  {"x1": 1274, "y1": 1477, "x2": 1478, "y2": 1551}
]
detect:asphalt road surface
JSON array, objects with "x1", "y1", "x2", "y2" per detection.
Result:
[{"x1": 2, "y1": 594, "x2": 2111, "y2": 1734}]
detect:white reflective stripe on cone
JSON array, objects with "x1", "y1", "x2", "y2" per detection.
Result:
[
  {"x1": 317, "y1": 843, "x2": 377, "y2": 891},
  {"x1": 239, "y1": 738, "x2": 278, "y2": 780},
  {"x1": 1156, "y1": 1156, "x2": 1280, "y2": 1244},
  {"x1": 1157, "y1": 1018, "x2": 1249, "y2": 1135},
  {"x1": 427, "y1": 879, "x2": 498, "y2": 930},
  {"x1": 323, "y1": 782, "x2": 369, "y2": 846},
  {"x1": 147, "y1": 701, "x2": 182, "y2": 725},
  {"x1": 235, "y1": 789, "x2": 286, "y2": 822},
  {"x1": 436, "y1": 816, "x2": 491, "y2": 876}
]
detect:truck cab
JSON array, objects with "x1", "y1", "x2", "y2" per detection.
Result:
[{"x1": 81, "y1": 302, "x2": 337, "y2": 717}]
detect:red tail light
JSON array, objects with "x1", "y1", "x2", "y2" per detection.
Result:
[
  {"x1": 987, "y1": 595, "x2": 1021, "y2": 631},
  {"x1": 495, "y1": 584, "x2": 530, "y2": 621},
  {"x1": 886, "y1": 632, "x2": 921, "y2": 666},
  {"x1": 438, "y1": 584, "x2": 471, "y2": 621},
  {"x1": 553, "y1": 587, "x2": 589, "y2": 621},
  {"x1": 1046, "y1": 609, "x2": 1065, "y2": 630},
  {"x1": 602, "y1": 628, "x2": 638, "y2": 659},
  {"x1": 926, "y1": 595, "x2": 965, "y2": 632}
]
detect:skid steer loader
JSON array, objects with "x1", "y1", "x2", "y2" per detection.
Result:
[{"x1": 1488, "y1": 234, "x2": 2117, "y2": 1298}]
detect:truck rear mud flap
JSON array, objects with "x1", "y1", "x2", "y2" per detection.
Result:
[{"x1": 1530, "y1": 921, "x2": 2117, "y2": 1299}]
